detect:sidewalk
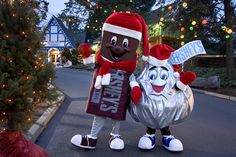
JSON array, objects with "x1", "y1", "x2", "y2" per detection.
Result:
[
  {"x1": 25, "y1": 90, "x2": 65, "y2": 142},
  {"x1": 192, "y1": 88, "x2": 236, "y2": 102}
]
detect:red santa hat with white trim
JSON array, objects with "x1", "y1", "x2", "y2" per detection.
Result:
[
  {"x1": 148, "y1": 44, "x2": 174, "y2": 66},
  {"x1": 102, "y1": 12, "x2": 149, "y2": 60},
  {"x1": 148, "y1": 44, "x2": 181, "y2": 77}
]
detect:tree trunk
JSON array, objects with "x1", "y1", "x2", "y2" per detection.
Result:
[{"x1": 224, "y1": 0, "x2": 235, "y2": 80}]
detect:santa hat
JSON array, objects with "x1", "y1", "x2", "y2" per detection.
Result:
[
  {"x1": 78, "y1": 43, "x2": 94, "y2": 64},
  {"x1": 102, "y1": 12, "x2": 149, "y2": 60},
  {"x1": 148, "y1": 44, "x2": 175, "y2": 66}
]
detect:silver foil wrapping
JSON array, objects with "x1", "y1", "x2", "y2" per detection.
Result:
[{"x1": 128, "y1": 63, "x2": 194, "y2": 129}]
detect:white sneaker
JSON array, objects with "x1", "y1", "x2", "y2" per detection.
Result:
[
  {"x1": 138, "y1": 134, "x2": 156, "y2": 150},
  {"x1": 109, "y1": 133, "x2": 124, "y2": 150},
  {"x1": 162, "y1": 135, "x2": 183, "y2": 152},
  {"x1": 70, "y1": 134, "x2": 97, "y2": 149}
]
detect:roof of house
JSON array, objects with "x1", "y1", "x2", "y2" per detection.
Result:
[{"x1": 43, "y1": 16, "x2": 86, "y2": 49}]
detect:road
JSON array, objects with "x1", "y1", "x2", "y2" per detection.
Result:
[{"x1": 36, "y1": 68, "x2": 236, "y2": 157}]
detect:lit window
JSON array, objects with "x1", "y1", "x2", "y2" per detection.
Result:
[
  {"x1": 51, "y1": 34, "x2": 57, "y2": 41},
  {"x1": 51, "y1": 26, "x2": 57, "y2": 33},
  {"x1": 58, "y1": 34, "x2": 64, "y2": 41}
]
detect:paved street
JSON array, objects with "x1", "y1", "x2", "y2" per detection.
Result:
[{"x1": 36, "y1": 68, "x2": 236, "y2": 157}]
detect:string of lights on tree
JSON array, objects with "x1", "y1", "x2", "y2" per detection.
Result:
[
  {"x1": 83, "y1": 0, "x2": 142, "y2": 36},
  {"x1": 0, "y1": 0, "x2": 54, "y2": 131},
  {"x1": 149, "y1": 1, "x2": 233, "y2": 46}
]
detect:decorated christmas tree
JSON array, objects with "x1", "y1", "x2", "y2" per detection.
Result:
[
  {"x1": 0, "y1": 0, "x2": 55, "y2": 156},
  {"x1": 0, "y1": 0, "x2": 55, "y2": 134}
]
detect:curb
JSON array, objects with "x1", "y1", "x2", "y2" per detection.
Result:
[
  {"x1": 25, "y1": 90, "x2": 65, "y2": 142},
  {"x1": 192, "y1": 88, "x2": 236, "y2": 102}
]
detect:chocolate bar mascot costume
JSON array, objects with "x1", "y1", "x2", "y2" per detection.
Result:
[
  {"x1": 129, "y1": 44, "x2": 196, "y2": 152},
  {"x1": 71, "y1": 12, "x2": 149, "y2": 150}
]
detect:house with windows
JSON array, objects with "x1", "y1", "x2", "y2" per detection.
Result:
[{"x1": 43, "y1": 16, "x2": 86, "y2": 65}]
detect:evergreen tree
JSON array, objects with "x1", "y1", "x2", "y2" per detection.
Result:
[
  {"x1": 61, "y1": 47, "x2": 72, "y2": 63},
  {"x1": 35, "y1": 0, "x2": 49, "y2": 24},
  {"x1": 156, "y1": 0, "x2": 235, "y2": 80},
  {"x1": 60, "y1": 0, "x2": 156, "y2": 41},
  {"x1": 0, "y1": 0, "x2": 55, "y2": 131},
  {"x1": 59, "y1": 0, "x2": 89, "y2": 31},
  {"x1": 70, "y1": 48, "x2": 80, "y2": 65}
]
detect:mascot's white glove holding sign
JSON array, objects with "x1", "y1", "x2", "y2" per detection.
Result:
[{"x1": 129, "y1": 41, "x2": 206, "y2": 152}]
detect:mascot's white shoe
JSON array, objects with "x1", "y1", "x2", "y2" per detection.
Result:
[
  {"x1": 138, "y1": 134, "x2": 156, "y2": 150},
  {"x1": 109, "y1": 133, "x2": 124, "y2": 150},
  {"x1": 162, "y1": 135, "x2": 183, "y2": 152},
  {"x1": 70, "y1": 134, "x2": 97, "y2": 149}
]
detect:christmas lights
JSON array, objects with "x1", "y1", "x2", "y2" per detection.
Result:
[
  {"x1": 180, "y1": 27, "x2": 185, "y2": 31},
  {"x1": 182, "y1": 2, "x2": 187, "y2": 8},
  {"x1": 201, "y1": 19, "x2": 207, "y2": 25},
  {"x1": 191, "y1": 20, "x2": 196, "y2": 26}
]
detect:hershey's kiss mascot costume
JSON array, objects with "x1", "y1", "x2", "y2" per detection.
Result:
[
  {"x1": 129, "y1": 44, "x2": 196, "y2": 152},
  {"x1": 71, "y1": 12, "x2": 149, "y2": 150}
]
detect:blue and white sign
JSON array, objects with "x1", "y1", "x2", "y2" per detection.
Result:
[{"x1": 169, "y1": 40, "x2": 206, "y2": 64}]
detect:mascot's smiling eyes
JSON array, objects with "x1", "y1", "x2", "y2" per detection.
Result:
[
  {"x1": 111, "y1": 36, "x2": 117, "y2": 45},
  {"x1": 160, "y1": 70, "x2": 169, "y2": 80},
  {"x1": 110, "y1": 36, "x2": 129, "y2": 48},
  {"x1": 148, "y1": 66, "x2": 169, "y2": 81},
  {"x1": 122, "y1": 38, "x2": 129, "y2": 48},
  {"x1": 148, "y1": 70, "x2": 158, "y2": 80}
]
